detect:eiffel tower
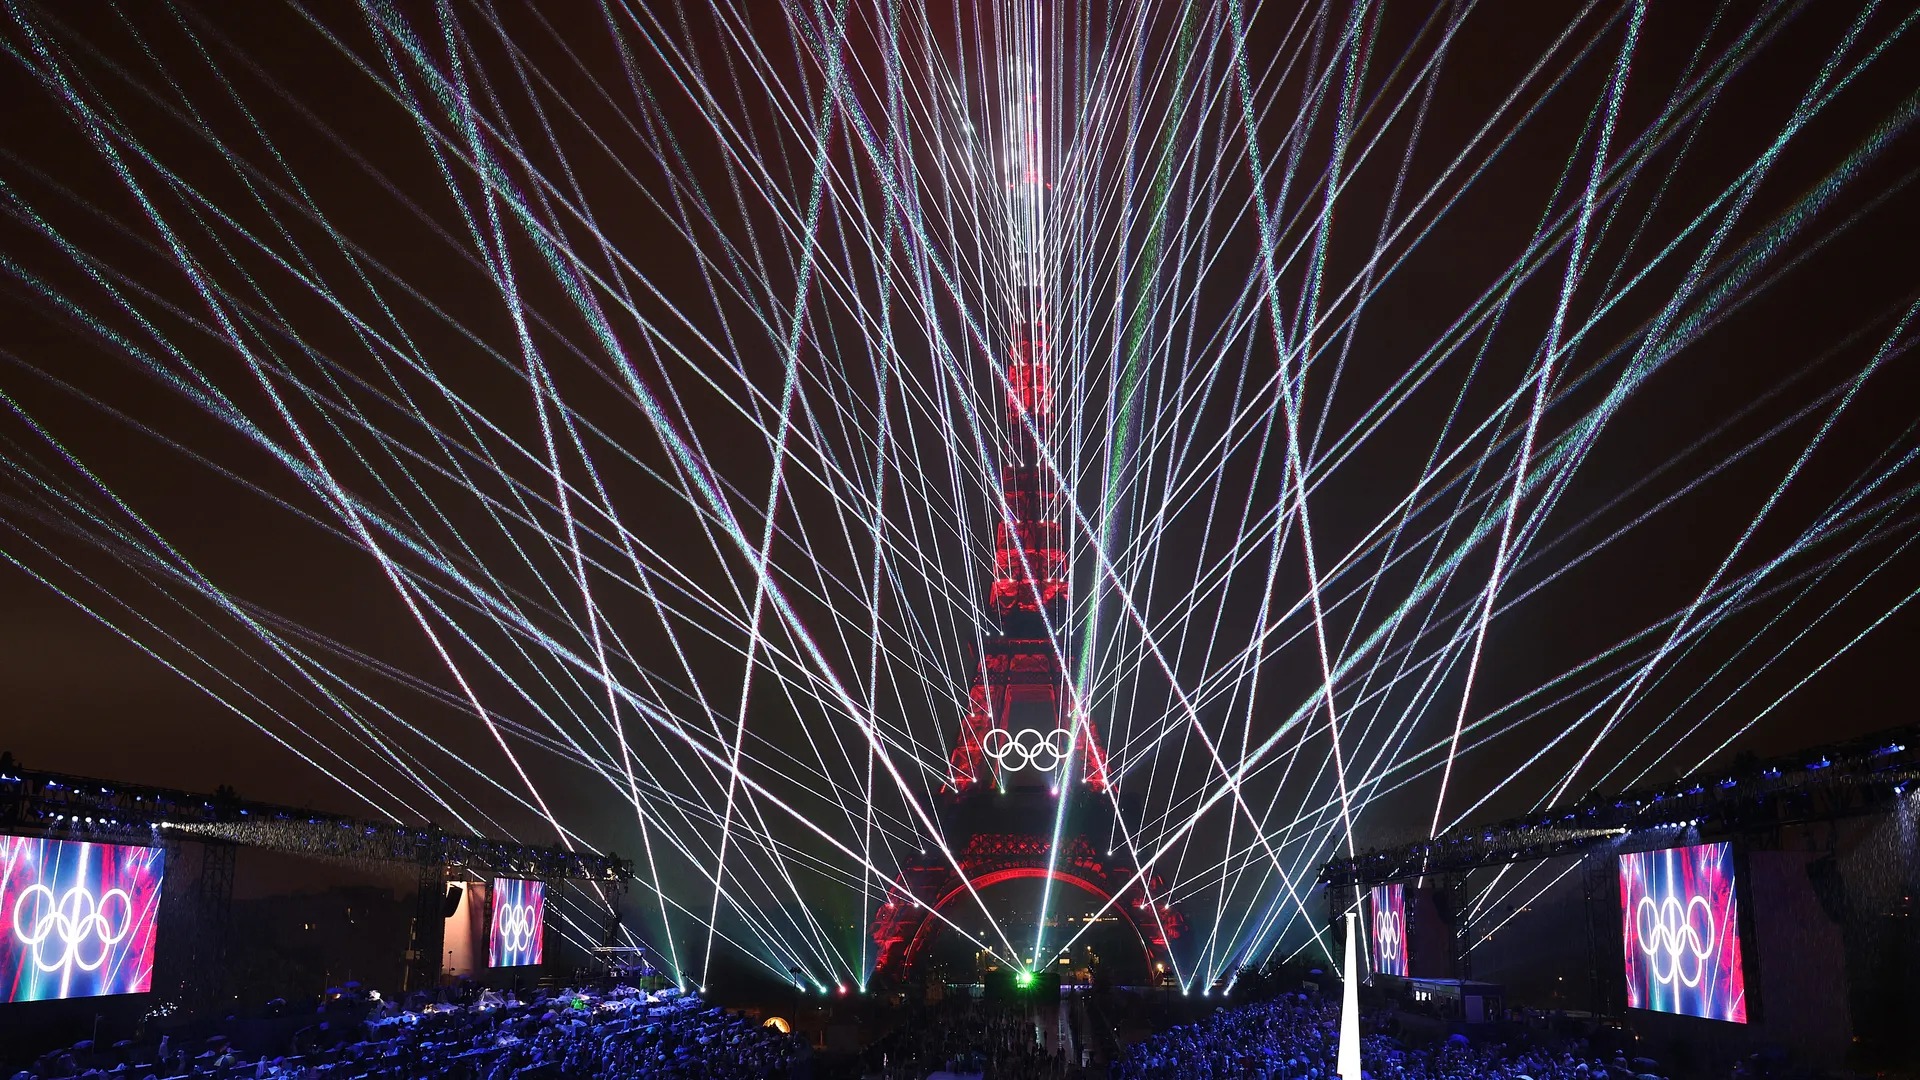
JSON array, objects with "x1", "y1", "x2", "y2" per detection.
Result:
[{"x1": 868, "y1": 60, "x2": 1184, "y2": 986}]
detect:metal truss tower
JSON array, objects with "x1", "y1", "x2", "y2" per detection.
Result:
[{"x1": 870, "y1": 41, "x2": 1182, "y2": 986}]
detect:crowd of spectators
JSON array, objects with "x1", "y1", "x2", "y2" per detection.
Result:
[
  {"x1": 863, "y1": 996, "x2": 1068, "y2": 1079},
  {"x1": 1111, "y1": 994, "x2": 1665, "y2": 1080},
  {"x1": 6, "y1": 986, "x2": 808, "y2": 1080}
]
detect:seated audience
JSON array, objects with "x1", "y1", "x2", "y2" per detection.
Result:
[{"x1": 2, "y1": 986, "x2": 804, "y2": 1080}]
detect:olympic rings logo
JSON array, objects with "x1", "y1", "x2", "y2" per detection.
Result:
[
  {"x1": 1374, "y1": 907, "x2": 1403, "y2": 965},
  {"x1": 1634, "y1": 894, "x2": 1714, "y2": 988},
  {"x1": 980, "y1": 727, "x2": 1074, "y2": 772},
  {"x1": 497, "y1": 901, "x2": 539, "y2": 955},
  {"x1": 12, "y1": 884, "x2": 134, "y2": 975}
]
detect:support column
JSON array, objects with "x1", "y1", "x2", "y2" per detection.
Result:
[
  {"x1": 152, "y1": 837, "x2": 194, "y2": 1006},
  {"x1": 1326, "y1": 882, "x2": 1356, "y2": 971},
  {"x1": 1338, "y1": 912, "x2": 1360, "y2": 1080},
  {"x1": 407, "y1": 861, "x2": 447, "y2": 994},
  {"x1": 192, "y1": 841, "x2": 236, "y2": 1014},
  {"x1": 1581, "y1": 851, "x2": 1621, "y2": 1017},
  {"x1": 1445, "y1": 875, "x2": 1473, "y2": 980}
]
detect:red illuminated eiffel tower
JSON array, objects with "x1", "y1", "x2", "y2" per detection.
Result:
[{"x1": 869, "y1": 89, "x2": 1183, "y2": 985}]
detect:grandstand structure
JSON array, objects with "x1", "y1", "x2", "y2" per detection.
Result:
[
  {"x1": 1320, "y1": 722, "x2": 1920, "y2": 1015},
  {"x1": 0, "y1": 759, "x2": 631, "y2": 1001},
  {"x1": 1320, "y1": 722, "x2": 1919, "y2": 889}
]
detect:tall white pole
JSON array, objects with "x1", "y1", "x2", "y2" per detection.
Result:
[{"x1": 1339, "y1": 910, "x2": 1362, "y2": 1080}]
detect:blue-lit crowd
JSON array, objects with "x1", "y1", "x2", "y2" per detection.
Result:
[
  {"x1": 1112, "y1": 995, "x2": 1660, "y2": 1080},
  {"x1": 10, "y1": 980, "x2": 1711, "y2": 1080},
  {"x1": 7, "y1": 987, "x2": 808, "y2": 1080},
  {"x1": 862, "y1": 995, "x2": 1076, "y2": 1079}
]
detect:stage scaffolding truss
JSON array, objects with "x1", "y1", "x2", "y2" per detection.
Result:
[
  {"x1": 1314, "y1": 723, "x2": 1920, "y2": 1009},
  {"x1": 1319, "y1": 722, "x2": 1920, "y2": 890},
  {"x1": 0, "y1": 762, "x2": 633, "y2": 997}
]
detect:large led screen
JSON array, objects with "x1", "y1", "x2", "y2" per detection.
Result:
[
  {"x1": 1, "y1": 836, "x2": 163, "y2": 1002},
  {"x1": 488, "y1": 878, "x2": 544, "y2": 968},
  {"x1": 1619, "y1": 842, "x2": 1747, "y2": 1023},
  {"x1": 1369, "y1": 883, "x2": 1407, "y2": 977}
]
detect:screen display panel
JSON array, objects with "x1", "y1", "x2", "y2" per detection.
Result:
[
  {"x1": 488, "y1": 877, "x2": 545, "y2": 968},
  {"x1": 1369, "y1": 883, "x2": 1407, "y2": 977},
  {"x1": 1619, "y1": 842, "x2": 1747, "y2": 1023},
  {"x1": 1, "y1": 836, "x2": 164, "y2": 1002}
]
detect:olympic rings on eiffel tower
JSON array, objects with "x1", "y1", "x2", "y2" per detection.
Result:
[{"x1": 981, "y1": 727, "x2": 1075, "y2": 771}]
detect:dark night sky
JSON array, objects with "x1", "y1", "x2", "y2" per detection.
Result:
[{"x1": 0, "y1": 0, "x2": 1917, "y2": 974}]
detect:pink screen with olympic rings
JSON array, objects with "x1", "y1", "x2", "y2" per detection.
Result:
[
  {"x1": 489, "y1": 877, "x2": 545, "y2": 968},
  {"x1": 0, "y1": 835, "x2": 164, "y2": 1002},
  {"x1": 1619, "y1": 842, "x2": 1747, "y2": 1023}
]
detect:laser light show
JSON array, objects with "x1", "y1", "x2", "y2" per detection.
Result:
[
  {"x1": 1619, "y1": 842, "x2": 1748, "y2": 1024},
  {"x1": 0, "y1": 836, "x2": 162, "y2": 1003},
  {"x1": 0, "y1": 2, "x2": 1915, "y2": 1067},
  {"x1": 488, "y1": 878, "x2": 545, "y2": 969}
]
